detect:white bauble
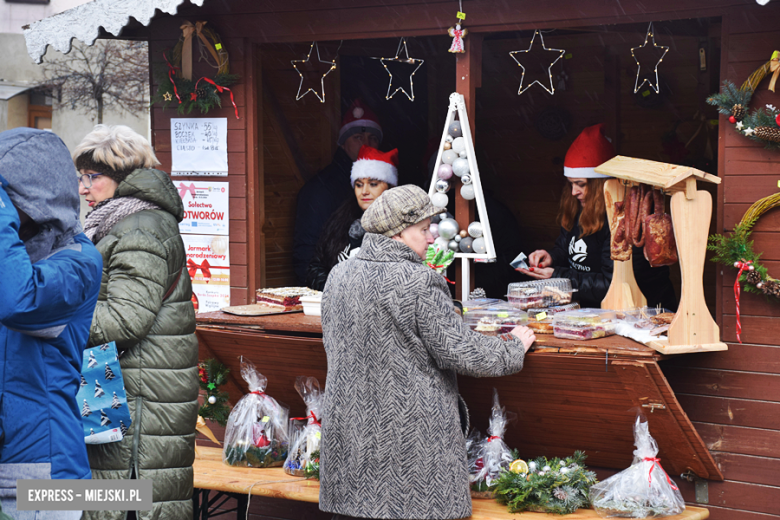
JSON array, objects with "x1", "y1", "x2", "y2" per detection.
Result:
[
  {"x1": 208, "y1": 395, "x2": 217, "y2": 404},
  {"x1": 445, "y1": 134, "x2": 454, "y2": 143},
  {"x1": 435, "y1": 179, "x2": 450, "y2": 193},
  {"x1": 434, "y1": 237, "x2": 450, "y2": 250},
  {"x1": 442, "y1": 150, "x2": 458, "y2": 165},
  {"x1": 431, "y1": 192, "x2": 448, "y2": 208},
  {"x1": 460, "y1": 184, "x2": 476, "y2": 200},
  {"x1": 452, "y1": 137, "x2": 466, "y2": 154},
  {"x1": 448, "y1": 240, "x2": 459, "y2": 251},
  {"x1": 459, "y1": 150, "x2": 468, "y2": 158},
  {"x1": 472, "y1": 237, "x2": 486, "y2": 254},
  {"x1": 461, "y1": 174, "x2": 472, "y2": 185},
  {"x1": 438, "y1": 218, "x2": 460, "y2": 240},
  {"x1": 452, "y1": 158, "x2": 470, "y2": 177},
  {"x1": 468, "y1": 221, "x2": 483, "y2": 238}
]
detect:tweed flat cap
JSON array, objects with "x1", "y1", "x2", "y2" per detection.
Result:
[{"x1": 361, "y1": 185, "x2": 445, "y2": 237}]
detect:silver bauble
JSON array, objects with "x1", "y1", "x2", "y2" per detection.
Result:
[
  {"x1": 454, "y1": 234, "x2": 462, "y2": 242},
  {"x1": 467, "y1": 221, "x2": 483, "y2": 238},
  {"x1": 460, "y1": 184, "x2": 476, "y2": 200},
  {"x1": 461, "y1": 174, "x2": 472, "y2": 185},
  {"x1": 435, "y1": 179, "x2": 450, "y2": 193},
  {"x1": 445, "y1": 134, "x2": 454, "y2": 143},
  {"x1": 452, "y1": 158, "x2": 470, "y2": 177},
  {"x1": 442, "y1": 150, "x2": 458, "y2": 165},
  {"x1": 452, "y1": 137, "x2": 466, "y2": 154},
  {"x1": 459, "y1": 237, "x2": 474, "y2": 253},
  {"x1": 448, "y1": 122, "x2": 463, "y2": 138},
  {"x1": 434, "y1": 237, "x2": 450, "y2": 250},
  {"x1": 448, "y1": 240, "x2": 459, "y2": 251},
  {"x1": 431, "y1": 192, "x2": 448, "y2": 208},
  {"x1": 208, "y1": 395, "x2": 217, "y2": 404},
  {"x1": 459, "y1": 150, "x2": 468, "y2": 158},
  {"x1": 437, "y1": 218, "x2": 460, "y2": 240},
  {"x1": 472, "y1": 237, "x2": 487, "y2": 254}
]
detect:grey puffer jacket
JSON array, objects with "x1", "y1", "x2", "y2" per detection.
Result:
[
  {"x1": 319, "y1": 233, "x2": 527, "y2": 520},
  {"x1": 84, "y1": 168, "x2": 198, "y2": 520}
]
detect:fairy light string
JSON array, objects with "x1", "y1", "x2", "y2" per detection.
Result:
[
  {"x1": 631, "y1": 22, "x2": 669, "y2": 94},
  {"x1": 372, "y1": 37, "x2": 425, "y2": 101},
  {"x1": 291, "y1": 41, "x2": 337, "y2": 103},
  {"x1": 509, "y1": 30, "x2": 565, "y2": 95}
]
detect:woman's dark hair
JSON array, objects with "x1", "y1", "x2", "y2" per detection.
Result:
[{"x1": 313, "y1": 196, "x2": 364, "y2": 273}]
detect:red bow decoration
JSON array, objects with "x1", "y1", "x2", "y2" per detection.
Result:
[
  {"x1": 733, "y1": 260, "x2": 754, "y2": 344},
  {"x1": 643, "y1": 457, "x2": 678, "y2": 490},
  {"x1": 178, "y1": 182, "x2": 197, "y2": 199},
  {"x1": 290, "y1": 411, "x2": 321, "y2": 427},
  {"x1": 163, "y1": 53, "x2": 182, "y2": 103},
  {"x1": 188, "y1": 258, "x2": 211, "y2": 281},
  {"x1": 487, "y1": 435, "x2": 501, "y2": 442},
  {"x1": 196, "y1": 77, "x2": 240, "y2": 119},
  {"x1": 426, "y1": 262, "x2": 456, "y2": 285}
]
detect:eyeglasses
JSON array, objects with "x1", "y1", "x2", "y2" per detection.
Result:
[{"x1": 78, "y1": 173, "x2": 103, "y2": 188}]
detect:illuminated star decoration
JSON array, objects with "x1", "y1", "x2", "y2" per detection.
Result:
[
  {"x1": 291, "y1": 41, "x2": 337, "y2": 103},
  {"x1": 631, "y1": 22, "x2": 669, "y2": 94},
  {"x1": 373, "y1": 38, "x2": 424, "y2": 101},
  {"x1": 509, "y1": 30, "x2": 565, "y2": 95},
  {"x1": 163, "y1": 91, "x2": 172, "y2": 102}
]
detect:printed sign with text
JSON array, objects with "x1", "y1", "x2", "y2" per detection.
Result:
[
  {"x1": 182, "y1": 234, "x2": 231, "y2": 313},
  {"x1": 171, "y1": 118, "x2": 228, "y2": 176},
  {"x1": 177, "y1": 181, "x2": 229, "y2": 235}
]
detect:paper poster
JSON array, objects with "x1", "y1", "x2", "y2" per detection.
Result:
[
  {"x1": 183, "y1": 234, "x2": 231, "y2": 313},
  {"x1": 177, "y1": 181, "x2": 229, "y2": 235},
  {"x1": 171, "y1": 118, "x2": 228, "y2": 176}
]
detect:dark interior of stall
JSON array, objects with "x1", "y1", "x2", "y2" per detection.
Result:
[{"x1": 260, "y1": 17, "x2": 721, "y2": 314}]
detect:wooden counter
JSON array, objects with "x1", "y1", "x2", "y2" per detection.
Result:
[
  {"x1": 193, "y1": 447, "x2": 709, "y2": 520},
  {"x1": 196, "y1": 311, "x2": 722, "y2": 482}
]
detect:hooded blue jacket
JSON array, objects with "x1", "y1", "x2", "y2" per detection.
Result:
[{"x1": 0, "y1": 128, "x2": 102, "y2": 496}]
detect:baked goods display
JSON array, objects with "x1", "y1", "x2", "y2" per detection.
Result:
[
  {"x1": 463, "y1": 305, "x2": 528, "y2": 336},
  {"x1": 650, "y1": 312, "x2": 675, "y2": 325},
  {"x1": 552, "y1": 309, "x2": 618, "y2": 340},
  {"x1": 507, "y1": 279, "x2": 574, "y2": 310},
  {"x1": 527, "y1": 320, "x2": 554, "y2": 334},
  {"x1": 255, "y1": 287, "x2": 321, "y2": 311}
]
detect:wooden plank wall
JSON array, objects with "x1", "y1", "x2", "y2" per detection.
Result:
[{"x1": 662, "y1": 6, "x2": 780, "y2": 519}]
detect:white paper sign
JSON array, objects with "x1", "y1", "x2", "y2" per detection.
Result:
[
  {"x1": 171, "y1": 118, "x2": 228, "y2": 176},
  {"x1": 182, "y1": 234, "x2": 231, "y2": 313},
  {"x1": 177, "y1": 181, "x2": 229, "y2": 235}
]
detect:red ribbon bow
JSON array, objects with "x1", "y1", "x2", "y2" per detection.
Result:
[
  {"x1": 487, "y1": 436, "x2": 501, "y2": 442},
  {"x1": 643, "y1": 457, "x2": 678, "y2": 490},
  {"x1": 426, "y1": 262, "x2": 456, "y2": 285},
  {"x1": 733, "y1": 260, "x2": 753, "y2": 344},
  {"x1": 290, "y1": 411, "x2": 321, "y2": 427},
  {"x1": 188, "y1": 258, "x2": 211, "y2": 281},
  {"x1": 178, "y1": 182, "x2": 197, "y2": 199},
  {"x1": 196, "y1": 77, "x2": 240, "y2": 119},
  {"x1": 163, "y1": 53, "x2": 182, "y2": 103}
]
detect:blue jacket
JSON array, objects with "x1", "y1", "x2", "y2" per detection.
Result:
[{"x1": 0, "y1": 128, "x2": 102, "y2": 495}]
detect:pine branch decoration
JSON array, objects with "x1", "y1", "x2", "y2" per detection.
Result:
[{"x1": 198, "y1": 359, "x2": 231, "y2": 426}]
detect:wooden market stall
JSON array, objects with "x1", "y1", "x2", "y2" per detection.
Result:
[{"x1": 22, "y1": 0, "x2": 780, "y2": 518}]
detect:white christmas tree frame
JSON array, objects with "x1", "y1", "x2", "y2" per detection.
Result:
[{"x1": 427, "y1": 92, "x2": 496, "y2": 301}]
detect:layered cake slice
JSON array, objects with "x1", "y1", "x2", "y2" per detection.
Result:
[{"x1": 255, "y1": 287, "x2": 320, "y2": 311}]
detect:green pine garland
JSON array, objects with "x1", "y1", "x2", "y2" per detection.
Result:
[
  {"x1": 707, "y1": 78, "x2": 780, "y2": 150},
  {"x1": 303, "y1": 449, "x2": 320, "y2": 480},
  {"x1": 493, "y1": 451, "x2": 598, "y2": 515},
  {"x1": 198, "y1": 359, "x2": 231, "y2": 426}
]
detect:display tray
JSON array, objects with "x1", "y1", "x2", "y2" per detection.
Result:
[{"x1": 220, "y1": 304, "x2": 303, "y2": 316}]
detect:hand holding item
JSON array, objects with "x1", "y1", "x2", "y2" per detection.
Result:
[
  {"x1": 528, "y1": 249, "x2": 552, "y2": 268},
  {"x1": 510, "y1": 325, "x2": 537, "y2": 352},
  {"x1": 516, "y1": 266, "x2": 554, "y2": 279}
]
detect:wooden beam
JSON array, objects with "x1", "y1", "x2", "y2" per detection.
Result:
[{"x1": 247, "y1": 41, "x2": 265, "y2": 294}]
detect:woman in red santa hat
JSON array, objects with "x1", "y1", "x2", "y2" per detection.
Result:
[
  {"x1": 306, "y1": 145, "x2": 398, "y2": 290},
  {"x1": 518, "y1": 124, "x2": 676, "y2": 310}
]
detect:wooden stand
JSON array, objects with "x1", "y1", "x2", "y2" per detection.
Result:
[{"x1": 596, "y1": 156, "x2": 728, "y2": 355}]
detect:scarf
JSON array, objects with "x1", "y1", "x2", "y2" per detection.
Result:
[{"x1": 84, "y1": 197, "x2": 161, "y2": 244}]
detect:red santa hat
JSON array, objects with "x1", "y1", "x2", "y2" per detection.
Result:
[
  {"x1": 351, "y1": 145, "x2": 398, "y2": 187},
  {"x1": 338, "y1": 99, "x2": 383, "y2": 146},
  {"x1": 563, "y1": 123, "x2": 615, "y2": 178}
]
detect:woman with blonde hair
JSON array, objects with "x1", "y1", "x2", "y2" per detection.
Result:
[{"x1": 75, "y1": 124, "x2": 198, "y2": 520}]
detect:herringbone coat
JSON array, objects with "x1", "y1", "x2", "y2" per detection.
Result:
[{"x1": 320, "y1": 233, "x2": 527, "y2": 520}]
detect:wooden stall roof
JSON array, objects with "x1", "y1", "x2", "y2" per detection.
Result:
[{"x1": 595, "y1": 156, "x2": 722, "y2": 189}]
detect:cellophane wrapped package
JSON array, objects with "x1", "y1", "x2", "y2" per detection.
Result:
[
  {"x1": 284, "y1": 376, "x2": 323, "y2": 476},
  {"x1": 470, "y1": 390, "x2": 514, "y2": 497},
  {"x1": 590, "y1": 417, "x2": 685, "y2": 518},
  {"x1": 223, "y1": 358, "x2": 289, "y2": 467}
]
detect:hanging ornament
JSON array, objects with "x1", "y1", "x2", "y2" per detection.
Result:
[
  {"x1": 431, "y1": 192, "x2": 449, "y2": 208},
  {"x1": 459, "y1": 237, "x2": 474, "y2": 253},
  {"x1": 449, "y1": 240, "x2": 460, "y2": 251},
  {"x1": 445, "y1": 134, "x2": 454, "y2": 143},
  {"x1": 430, "y1": 223, "x2": 440, "y2": 238},
  {"x1": 208, "y1": 395, "x2": 217, "y2": 404},
  {"x1": 434, "y1": 237, "x2": 450, "y2": 251},
  {"x1": 292, "y1": 41, "x2": 337, "y2": 103},
  {"x1": 459, "y1": 230, "x2": 469, "y2": 238},
  {"x1": 509, "y1": 30, "x2": 565, "y2": 95},
  {"x1": 630, "y1": 22, "x2": 669, "y2": 94},
  {"x1": 452, "y1": 158, "x2": 470, "y2": 177},
  {"x1": 438, "y1": 218, "x2": 460, "y2": 240},
  {"x1": 454, "y1": 235, "x2": 462, "y2": 242},
  {"x1": 373, "y1": 38, "x2": 424, "y2": 101},
  {"x1": 459, "y1": 150, "x2": 468, "y2": 158},
  {"x1": 468, "y1": 221, "x2": 483, "y2": 238},
  {"x1": 438, "y1": 163, "x2": 454, "y2": 179},
  {"x1": 442, "y1": 150, "x2": 458, "y2": 164},
  {"x1": 452, "y1": 137, "x2": 466, "y2": 154},
  {"x1": 443, "y1": 141, "x2": 452, "y2": 150},
  {"x1": 448, "y1": 121, "x2": 463, "y2": 138},
  {"x1": 435, "y1": 179, "x2": 451, "y2": 193},
  {"x1": 461, "y1": 184, "x2": 476, "y2": 200},
  {"x1": 461, "y1": 174, "x2": 472, "y2": 185},
  {"x1": 472, "y1": 237, "x2": 487, "y2": 254},
  {"x1": 448, "y1": 4, "x2": 468, "y2": 53}
]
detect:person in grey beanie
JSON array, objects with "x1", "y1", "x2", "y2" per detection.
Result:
[{"x1": 319, "y1": 185, "x2": 535, "y2": 520}]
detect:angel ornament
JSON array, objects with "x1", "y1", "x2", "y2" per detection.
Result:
[{"x1": 448, "y1": 24, "x2": 468, "y2": 53}]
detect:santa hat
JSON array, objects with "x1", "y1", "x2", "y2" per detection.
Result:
[
  {"x1": 351, "y1": 145, "x2": 398, "y2": 187},
  {"x1": 338, "y1": 99, "x2": 383, "y2": 146},
  {"x1": 563, "y1": 123, "x2": 615, "y2": 178}
]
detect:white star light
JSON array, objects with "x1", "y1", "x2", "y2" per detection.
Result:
[
  {"x1": 736, "y1": 121, "x2": 744, "y2": 130},
  {"x1": 631, "y1": 22, "x2": 669, "y2": 94},
  {"x1": 745, "y1": 127, "x2": 755, "y2": 136},
  {"x1": 373, "y1": 38, "x2": 424, "y2": 102},
  {"x1": 509, "y1": 30, "x2": 565, "y2": 95},
  {"x1": 291, "y1": 41, "x2": 337, "y2": 103}
]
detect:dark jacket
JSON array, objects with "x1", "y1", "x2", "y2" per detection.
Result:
[
  {"x1": 293, "y1": 147, "x2": 354, "y2": 284},
  {"x1": 0, "y1": 129, "x2": 102, "y2": 494},
  {"x1": 306, "y1": 216, "x2": 365, "y2": 291},
  {"x1": 320, "y1": 233, "x2": 527, "y2": 519},
  {"x1": 84, "y1": 168, "x2": 199, "y2": 520}
]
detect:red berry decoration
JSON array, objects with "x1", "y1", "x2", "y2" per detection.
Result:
[
  {"x1": 728, "y1": 115, "x2": 736, "y2": 124},
  {"x1": 776, "y1": 113, "x2": 780, "y2": 126}
]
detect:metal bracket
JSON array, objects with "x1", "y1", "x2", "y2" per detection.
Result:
[
  {"x1": 680, "y1": 470, "x2": 709, "y2": 504},
  {"x1": 641, "y1": 402, "x2": 667, "y2": 413}
]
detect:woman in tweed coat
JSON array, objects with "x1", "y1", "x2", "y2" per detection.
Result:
[{"x1": 320, "y1": 185, "x2": 535, "y2": 520}]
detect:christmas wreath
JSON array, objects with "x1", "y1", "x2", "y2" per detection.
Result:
[
  {"x1": 198, "y1": 359, "x2": 231, "y2": 426},
  {"x1": 707, "y1": 51, "x2": 780, "y2": 149},
  {"x1": 152, "y1": 21, "x2": 240, "y2": 118}
]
